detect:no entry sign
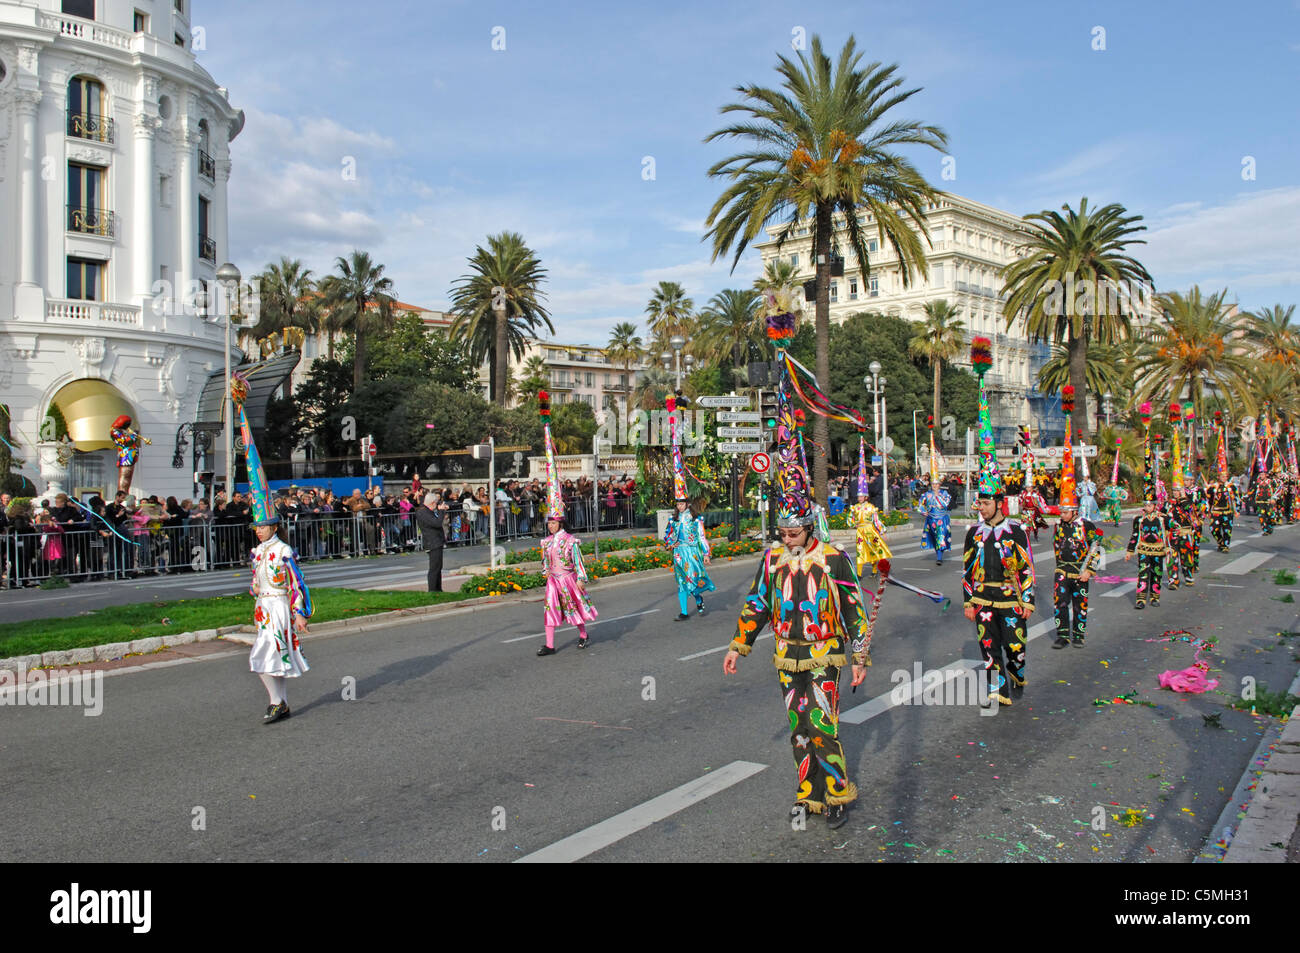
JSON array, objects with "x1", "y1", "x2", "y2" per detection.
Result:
[{"x1": 749, "y1": 451, "x2": 771, "y2": 475}]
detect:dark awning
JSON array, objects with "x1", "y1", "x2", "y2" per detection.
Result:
[{"x1": 194, "y1": 349, "x2": 301, "y2": 432}]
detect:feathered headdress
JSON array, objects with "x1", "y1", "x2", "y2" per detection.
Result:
[{"x1": 971, "y1": 337, "x2": 1003, "y2": 498}]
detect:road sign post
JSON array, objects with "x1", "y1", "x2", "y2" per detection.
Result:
[{"x1": 697, "y1": 395, "x2": 751, "y2": 409}]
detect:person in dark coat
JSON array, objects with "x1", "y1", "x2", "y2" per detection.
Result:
[{"x1": 414, "y1": 491, "x2": 450, "y2": 591}]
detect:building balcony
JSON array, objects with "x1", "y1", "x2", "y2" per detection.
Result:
[
  {"x1": 67, "y1": 205, "x2": 116, "y2": 238},
  {"x1": 67, "y1": 113, "x2": 115, "y2": 144},
  {"x1": 548, "y1": 380, "x2": 574, "y2": 391},
  {"x1": 199, "y1": 148, "x2": 215, "y2": 181},
  {"x1": 200, "y1": 235, "x2": 216, "y2": 262},
  {"x1": 603, "y1": 383, "x2": 633, "y2": 393},
  {"x1": 46, "y1": 298, "x2": 142, "y2": 327}
]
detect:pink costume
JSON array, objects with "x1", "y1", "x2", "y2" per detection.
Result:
[{"x1": 541, "y1": 528, "x2": 597, "y2": 647}]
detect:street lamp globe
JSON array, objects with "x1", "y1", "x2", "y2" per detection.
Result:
[
  {"x1": 684, "y1": 354, "x2": 695, "y2": 370},
  {"x1": 216, "y1": 261, "x2": 241, "y2": 286},
  {"x1": 869, "y1": 360, "x2": 882, "y2": 377},
  {"x1": 660, "y1": 351, "x2": 672, "y2": 366},
  {"x1": 669, "y1": 335, "x2": 686, "y2": 352}
]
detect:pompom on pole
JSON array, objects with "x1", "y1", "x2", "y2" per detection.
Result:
[
  {"x1": 926, "y1": 414, "x2": 934, "y2": 431},
  {"x1": 1061, "y1": 385, "x2": 1075, "y2": 415},
  {"x1": 970, "y1": 336, "x2": 993, "y2": 377},
  {"x1": 537, "y1": 389, "x2": 550, "y2": 418},
  {"x1": 1214, "y1": 410, "x2": 1223, "y2": 425},
  {"x1": 1168, "y1": 402, "x2": 1182, "y2": 426},
  {"x1": 1139, "y1": 401, "x2": 1152, "y2": 430}
]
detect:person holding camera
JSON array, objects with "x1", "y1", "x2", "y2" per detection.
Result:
[{"x1": 415, "y1": 491, "x2": 450, "y2": 592}]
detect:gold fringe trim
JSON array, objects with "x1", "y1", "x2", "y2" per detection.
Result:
[
  {"x1": 796, "y1": 799, "x2": 825, "y2": 815},
  {"x1": 729, "y1": 639, "x2": 752, "y2": 657},
  {"x1": 966, "y1": 598, "x2": 1026, "y2": 609},
  {"x1": 773, "y1": 654, "x2": 848, "y2": 672}
]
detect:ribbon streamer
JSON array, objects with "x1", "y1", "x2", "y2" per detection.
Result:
[{"x1": 67, "y1": 496, "x2": 137, "y2": 545}]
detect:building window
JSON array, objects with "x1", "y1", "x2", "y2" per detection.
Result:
[
  {"x1": 67, "y1": 162, "x2": 111, "y2": 235},
  {"x1": 198, "y1": 196, "x2": 214, "y2": 261},
  {"x1": 159, "y1": 173, "x2": 171, "y2": 207},
  {"x1": 174, "y1": 33, "x2": 185, "y2": 47},
  {"x1": 67, "y1": 75, "x2": 112, "y2": 143},
  {"x1": 867, "y1": 239, "x2": 878, "y2": 253},
  {"x1": 829, "y1": 281, "x2": 838, "y2": 303},
  {"x1": 849, "y1": 278, "x2": 858, "y2": 300},
  {"x1": 68, "y1": 257, "x2": 104, "y2": 300},
  {"x1": 585, "y1": 372, "x2": 594, "y2": 388},
  {"x1": 869, "y1": 276, "x2": 879, "y2": 297},
  {"x1": 789, "y1": 253, "x2": 799, "y2": 268},
  {"x1": 933, "y1": 225, "x2": 944, "y2": 242},
  {"x1": 133, "y1": 9, "x2": 148, "y2": 31},
  {"x1": 174, "y1": 0, "x2": 184, "y2": 11},
  {"x1": 932, "y1": 264, "x2": 944, "y2": 287},
  {"x1": 62, "y1": 0, "x2": 95, "y2": 19},
  {"x1": 620, "y1": 374, "x2": 628, "y2": 386}
]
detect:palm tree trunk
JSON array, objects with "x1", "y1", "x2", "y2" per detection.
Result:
[
  {"x1": 353, "y1": 326, "x2": 366, "y2": 393},
  {"x1": 933, "y1": 361, "x2": 942, "y2": 428},
  {"x1": 494, "y1": 304, "x2": 509, "y2": 407},
  {"x1": 1068, "y1": 330, "x2": 1087, "y2": 440},
  {"x1": 813, "y1": 204, "x2": 832, "y2": 504}
]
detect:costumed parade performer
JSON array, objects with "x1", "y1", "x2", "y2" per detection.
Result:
[
  {"x1": 1102, "y1": 437, "x2": 1127, "y2": 525},
  {"x1": 536, "y1": 391, "x2": 597, "y2": 656},
  {"x1": 1209, "y1": 412, "x2": 1235, "y2": 551},
  {"x1": 1016, "y1": 425, "x2": 1048, "y2": 541},
  {"x1": 916, "y1": 417, "x2": 952, "y2": 564},
  {"x1": 1125, "y1": 403, "x2": 1173, "y2": 610},
  {"x1": 232, "y1": 373, "x2": 311, "y2": 725},
  {"x1": 850, "y1": 434, "x2": 892, "y2": 579},
  {"x1": 1166, "y1": 423, "x2": 1197, "y2": 588},
  {"x1": 1077, "y1": 421, "x2": 1102, "y2": 524},
  {"x1": 663, "y1": 396, "x2": 715, "y2": 620},
  {"x1": 723, "y1": 295, "x2": 872, "y2": 829},
  {"x1": 110, "y1": 415, "x2": 151, "y2": 495},
  {"x1": 962, "y1": 338, "x2": 1035, "y2": 707},
  {"x1": 1051, "y1": 423, "x2": 1102, "y2": 648}
]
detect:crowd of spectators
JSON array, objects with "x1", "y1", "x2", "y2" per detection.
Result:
[{"x1": 0, "y1": 474, "x2": 641, "y2": 588}]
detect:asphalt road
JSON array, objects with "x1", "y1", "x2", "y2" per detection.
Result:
[{"x1": 3, "y1": 516, "x2": 1297, "y2": 862}]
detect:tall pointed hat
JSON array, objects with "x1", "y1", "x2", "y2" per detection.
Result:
[
  {"x1": 1139, "y1": 401, "x2": 1156, "y2": 504},
  {"x1": 856, "y1": 433, "x2": 869, "y2": 498},
  {"x1": 1215, "y1": 411, "x2": 1230, "y2": 483},
  {"x1": 231, "y1": 372, "x2": 278, "y2": 526},
  {"x1": 667, "y1": 396, "x2": 687, "y2": 502},
  {"x1": 538, "y1": 390, "x2": 564, "y2": 520},
  {"x1": 1059, "y1": 421, "x2": 1077, "y2": 508},
  {"x1": 927, "y1": 415, "x2": 941, "y2": 487},
  {"x1": 970, "y1": 337, "x2": 1002, "y2": 497},
  {"x1": 1171, "y1": 428, "x2": 1184, "y2": 494}
]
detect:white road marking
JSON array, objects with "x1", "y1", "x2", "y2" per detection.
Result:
[
  {"x1": 1207, "y1": 584, "x2": 1244, "y2": 588},
  {"x1": 515, "y1": 760, "x2": 768, "y2": 863},
  {"x1": 678, "y1": 633, "x2": 771, "y2": 662},
  {"x1": 500, "y1": 609, "x2": 659, "y2": 643},
  {"x1": 1215, "y1": 551, "x2": 1276, "y2": 575}
]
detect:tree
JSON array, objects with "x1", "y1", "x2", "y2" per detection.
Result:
[
  {"x1": 696, "y1": 288, "x2": 763, "y2": 387},
  {"x1": 1244, "y1": 303, "x2": 1300, "y2": 373},
  {"x1": 365, "y1": 312, "x2": 477, "y2": 389},
  {"x1": 1000, "y1": 197, "x2": 1153, "y2": 441},
  {"x1": 705, "y1": 35, "x2": 948, "y2": 501},
  {"x1": 644, "y1": 281, "x2": 695, "y2": 355},
  {"x1": 631, "y1": 367, "x2": 677, "y2": 412},
  {"x1": 551, "y1": 401, "x2": 599, "y2": 455},
  {"x1": 319, "y1": 250, "x2": 396, "y2": 393},
  {"x1": 907, "y1": 299, "x2": 965, "y2": 425},
  {"x1": 1131, "y1": 286, "x2": 1251, "y2": 419},
  {"x1": 289, "y1": 358, "x2": 353, "y2": 460},
  {"x1": 517, "y1": 355, "x2": 550, "y2": 399},
  {"x1": 448, "y1": 232, "x2": 554, "y2": 406},
  {"x1": 244, "y1": 257, "x2": 319, "y2": 357},
  {"x1": 1036, "y1": 342, "x2": 1127, "y2": 404}
]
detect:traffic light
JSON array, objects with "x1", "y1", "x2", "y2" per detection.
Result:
[{"x1": 760, "y1": 390, "x2": 780, "y2": 431}]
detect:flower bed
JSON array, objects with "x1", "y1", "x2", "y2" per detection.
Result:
[
  {"x1": 826, "y1": 509, "x2": 912, "y2": 529},
  {"x1": 504, "y1": 535, "x2": 661, "y2": 565}
]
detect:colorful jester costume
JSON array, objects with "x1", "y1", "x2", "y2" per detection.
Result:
[
  {"x1": 537, "y1": 399, "x2": 597, "y2": 654},
  {"x1": 850, "y1": 435, "x2": 892, "y2": 579},
  {"x1": 1126, "y1": 405, "x2": 1172, "y2": 609},
  {"x1": 917, "y1": 420, "x2": 952, "y2": 563},
  {"x1": 1209, "y1": 412, "x2": 1235, "y2": 552},
  {"x1": 663, "y1": 397, "x2": 716, "y2": 617},
  {"x1": 232, "y1": 373, "x2": 312, "y2": 724},
  {"x1": 728, "y1": 299, "x2": 872, "y2": 820},
  {"x1": 109, "y1": 414, "x2": 151, "y2": 494},
  {"x1": 1051, "y1": 424, "x2": 1102, "y2": 647},
  {"x1": 963, "y1": 338, "x2": 1035, "y2": 706}
]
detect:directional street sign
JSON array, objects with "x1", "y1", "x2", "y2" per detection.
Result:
[
  {"x1": 697, "y1": 395, "x2": 751, "y2": 408},
  {"x1": 718, "y1": 441, "x2": 764, "y2": 453},
  {"x1": 717, "y1": 411, "x2": 761, "y2": 423},
  {"x1": 1042, "y1": 445, "x2": 1098, "y2": 458},
  {"x1": 717, "y1": 427, "x2": 763, "y2": 439}
]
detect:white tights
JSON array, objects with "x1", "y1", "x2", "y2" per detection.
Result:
[{"x1": 258, "y1": 673, "x2": 287, "y2": 706}]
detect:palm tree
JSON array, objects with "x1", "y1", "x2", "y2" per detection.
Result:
[
  {"x1": 1000, "y1": 197, "x2": 1153, "y2": 441},
  {"x1": 319, "y1": 251, "x2": 396, "y2": 392},
  {"x1": 645, "y1": 281, "x2": 695, "y2": 355},
  {"x1": 631, "y1": 367, "x2": 676, "y2": 412},
  {"x1": 243, "y1": 257, "x2": 319, "y2": 356},
  {"x1": 755, "y1": 258, "x2": 804, "y2": 299},
  {"x1": 1131, "y1": 286, "x2": 1252, "y2": 420},
  {"x1": 697, "y1": 289, "x2": 763, "y2": 386},
  {"x1": 907, "y1": 299, "x2": 965, "y2": 424},
  {"x1": 448, "y1": 232, "x2": 553, "y2": 406},
  {"x1": 704, "y1": 35, "x2": 948, "y2": 499},
  {"x1": 1036, "y1": 342, "x2": 1128, "y2": 406},
  {"x1": 518, "y1": 355, "x2": 550, "y2": 399},
  {"x1": 605, "y1": 321, "x2": 644, "y2": 415},
  {"x1": 1244, "y1": 303, "x2": 1300, "y2": 373},
  {"x1": 1245, "y1": 362, "x2": 1300, "y2": 420}
]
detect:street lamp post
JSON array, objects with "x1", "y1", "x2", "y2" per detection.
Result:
[
  {"x1": 669, "y1": 334, "x2": 686, "y2": 391},
  {"x1": 1102, "y1": 391, "x2": 1114, "y2": 429},
  {"x1": 912, "y1": 409, "x2": 923, "y2": 475},
  {"x1": 865, "y1": 362, "x2": 889, "y2": 511},
  {"x1": 216, "y1": 261, "x2": 241, "y2": 503}
]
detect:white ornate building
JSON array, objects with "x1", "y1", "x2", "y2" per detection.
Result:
[
  {"x1": 755, "y1": 192, "x2": 1064, "y2": 447},
  {"x1": 0, "y1": 0, "x2": 242, "y2": 498}
]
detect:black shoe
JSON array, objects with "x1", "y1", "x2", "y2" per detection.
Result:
[
  {"x1": 696, "y1": 602, "x2": 706, "y2": 616},
  {"x1": 1151, "y1": 598, "x2": 1160, "y2": 607},
  {"x1": 577, "y1": 638, "x2": 589, "y2": 650},
  {"x1": 1052, "y1": 636, "x2": 1070, "y2": 649},
  {"x1": 1135, "y1": 600, "x2": 1145, "y2": 610},
  {"x1": 536, "y1": 645, "x2": 556, "y2": 657},
  {"x1": 825, "y1": 804, "x2": 848, "y2": 829},
  {"x1": 1072, "y1": 636, "x2": 1085, "y2": 646},
  {"x1": 674, "y1": 613, "x2": 690, "y2": 621},
  {"x1": 262, "y1": 702, "x2": 290, "y2": 725}
]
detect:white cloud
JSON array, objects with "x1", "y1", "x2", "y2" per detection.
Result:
[{"x1": 1030, "y1": 139, "x2": 1135, "y2": 186}]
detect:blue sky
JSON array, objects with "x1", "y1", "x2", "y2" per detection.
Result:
[{"x1": 195, "y1": 0, "x2": 1300, "y2": 346}]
